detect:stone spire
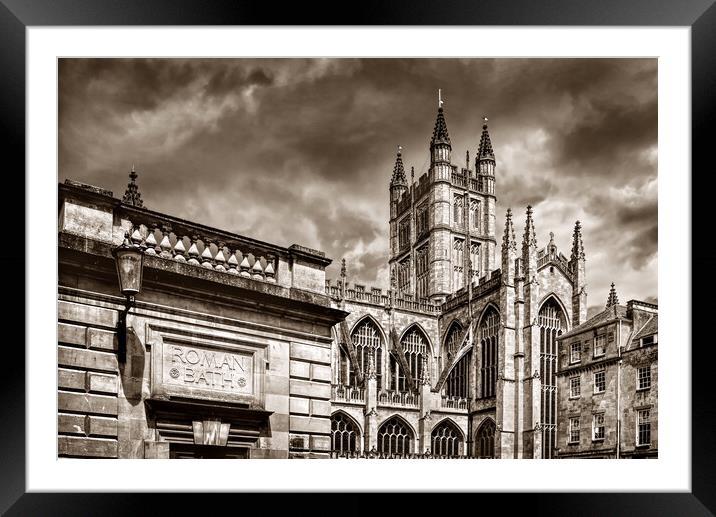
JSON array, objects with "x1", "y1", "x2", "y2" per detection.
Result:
[
  {"x1": 570, "y1": 220, "x2": 585, "y2": 261},
  {"x1": 522, "y1": 205, "x2": 537, "y2": 253},
  {"x1": 502, "y1": 208, "x2": 517, "y2": 253},
  {"x1": 390, "y1": 146, "x2": 408, "y2": 186},
  {"x1": 122, "y1": 164, "x2": 144, "y2": 207},
  {"x1": 430, "y1": 105, "x2": 451, "y2": 148},
  {"x1": 477, "y1": 117, "x2": 495, "y2": 162},
  {"x1": 606, "y1": 283, "x2": 619, "y2": 308}
]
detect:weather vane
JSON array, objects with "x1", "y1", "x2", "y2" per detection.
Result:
[{"x1": 438, "y1": 88, "x2": 444, "y2": 108}]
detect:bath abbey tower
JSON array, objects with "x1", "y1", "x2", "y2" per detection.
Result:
[{"x1": 326, "y1": 101, "x2": 589, "y2": 459}]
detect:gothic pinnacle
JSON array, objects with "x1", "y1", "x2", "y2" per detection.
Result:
[
  {"x1": 606, "y1": 283, "x2": 619, "y2": 308},
  {"x1": 431, "y1": 94, "x2": 451, "y2": 147},
  {"x1": 390, "y1": 145, "x2": 407, "y2": 186},
  {"x1": 122, "y1": 164, "x2": 144, "y2": 208},
  {"x1": 478, "y1": 116, "x2": 495, "y2": 161},
  {"x1": 571, "y1": 220, "x2": 585, "y2": 261},
  {"x1": 502, "y1": 208, "x2": 517, "y2": 252},
  {"x1": 522, "y1": 205, "x2": 537, "y2": 251}
]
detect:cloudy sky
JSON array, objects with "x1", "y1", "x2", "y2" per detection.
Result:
[{"x1": 59, "y1": 58, "x2": 657, "y2": 315}]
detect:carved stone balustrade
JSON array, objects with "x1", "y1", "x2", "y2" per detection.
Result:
[
  {"x1": 127, "y1": 221, "x2": 278, "y2": 284},
  {"x1": 377, "y1": 389, "x2": 419, "y2": 408},
  {"x1": 331, "y1": 384, "x2": 365, "y2": 404}
]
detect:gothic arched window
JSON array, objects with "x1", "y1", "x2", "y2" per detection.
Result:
[
  {"x1": 477, "y1": 419, "x2": 496, "y2": 458},
  {"x1": 445, "y1": 352, "x2": 471, "y2": 399},
  {"x1": 431, "y1": 420, "x2": 463, "y2": 457},
  {"x1": 349, "y1": 319, "x2": 383, "y2": 389},
  {"x1": 445, "y1": 322, "x2": 464, "y2": 359},
  {"x1": 378, "y1": 417, "x2": 413, "y2": 456},
  {"x1": 480, "y1": 307, "x2": 499, "y2": 398},
  {"x1": 538, "y1": 297, "x2": 567, "y2": 459},
  {"x1": 331, "y1": 412, "x2": 360, "y2": 454},
  {"x1": 391, "y1": 326, "x2": 428, "y2": 391}
]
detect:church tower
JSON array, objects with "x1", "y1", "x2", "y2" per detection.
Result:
[{"x1": 388, "y1": 92, "x2": 498, "y2": 304}]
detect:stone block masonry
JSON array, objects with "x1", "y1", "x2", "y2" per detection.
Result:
[
  {"x1": 58, "y1": 301, "x2": 120, "y2": 458},
  {"x1": 288, "y1": 341, "x2": 333, "y2": 458}
]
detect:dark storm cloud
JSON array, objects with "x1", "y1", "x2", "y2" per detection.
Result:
[{"x1": 59, "y1": 58, "x2": 657, "y2": 304}]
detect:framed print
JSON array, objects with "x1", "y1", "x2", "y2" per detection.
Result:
[{"x1": 3, "y1": 0, "x2": 713, "y2": 514}]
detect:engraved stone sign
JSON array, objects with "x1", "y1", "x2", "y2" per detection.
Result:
[{"x1": 161, "y1": 343, "x2": 253, "y2": 395}]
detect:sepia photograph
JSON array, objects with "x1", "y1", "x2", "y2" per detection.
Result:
[{"x1": 57, "y1": 57, "x2": 658, "y2": 460}]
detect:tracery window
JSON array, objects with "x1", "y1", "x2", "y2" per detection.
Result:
[
  {"x1": 470, "y1": 199, "x2": 480, "y2": 232},
  {"x1": 431, "y1": 420, "x2": 463, "y2": 457},
  {"x1": 416, "y1": 203, "x2": 429, "y2": 237},
  {"x1": 391, "y1": 327, "x2": 428, "y2": 391},
  {"x1": 331, "y1": 412, "x2": 360, "y2": 454},
  {"x1": 445, "y1": 322, "x2": 464, "y2": 358},
  {"x1": 480, "y1": 307, "x2": 499, "y2": 398},
  {"x1": 397, "y1": 257, "x2": 411, "y2": 294},
  {"x1": 415, "y1": 245, "x2": 429, "y2": 301},
  {"x1": 377, "y1": 417, "x2": 413, "y2": 456},
  {"x1": 453, "y1": 238, "x2": 465, "y2": 290},
  {"x1": 445, "y1": 352, "x2": 470, "y2": 399},
  {"x1": 453, "y1": 194, "x2": 464, "y2": 227},
  {"x1": 476, "y1": 419, "x2": 495, "y2": 458},
  {"x1": 398, "y1": 217, "x2": 411, "y2": 251},
  {"x1": 347, "y1": 319, "x2": 383, "y2": 389},
  {"x1": 469, "y1": 241, "x2": 480, "y2": 281},
  {"x1": 538, "y1": 297, "x2": 567, "y2": 459}
]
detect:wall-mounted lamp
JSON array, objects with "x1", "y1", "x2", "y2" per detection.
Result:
[{"x1": 112, "y1": 232, "x2": 144, "y2": 363}]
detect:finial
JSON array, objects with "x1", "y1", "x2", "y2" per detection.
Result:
[
  {"x1": 523, "y1": 205, "x2": 537, "y2": 252},
  {"x1": 502, "y1": 208, "x2": 517, "y2": 253},
  {"x1": 397, "y1": 145, "x2": 402, "y2": 155},
  {"x1": 122, "y1": 164, "x2": 144, "y2": 207},
  {"x1": 438, "y1": 88, "x2": 443, "y2": 109},
  {"x1": 340, "y1": 258, "x2": 347, "y2": 279},
  {"x1": 483, "y1": 115, "x2": 489, "y2": 128},
  {"x1": 466, "y1": 150, "x2": 470, "y2": 168},
  {"x1": 606, "y1": 282, "x2": 619, "y2": 308},
  {"x1": 571, "y1": 220, "x2": 585, "y2": 262},
  {"x1": 411, "y1": 166, "x2": 415, "y2": 183}
]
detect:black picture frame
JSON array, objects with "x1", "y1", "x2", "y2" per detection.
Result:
[{"x1": 2, "y1": 1, "x2": 711, "y2": 514}]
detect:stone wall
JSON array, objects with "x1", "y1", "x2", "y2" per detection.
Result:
[
  {"x1": 620, "y1": 342, "x2": 658, "y2": 457},
  {"x1": 57, "y1": 300, "x2": 120, "y2": 458}
]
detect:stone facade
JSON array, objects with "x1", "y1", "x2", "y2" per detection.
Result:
[
  {"x1": 58, "y1": 180, "x2": 346, "y2": 459},
  {"x1": 555, "y1": 295, "x2": 658, "y2": 459},
  {"x1": 57, "y1": 103, "x2": 654, "y2": 461},
  {"x1": 327, "y1": 105, "x2": 593, "y2": 459}
]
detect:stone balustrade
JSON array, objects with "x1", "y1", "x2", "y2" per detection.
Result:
[
  {"x1": 441, "y1": 269, "x2": 502, "y2": 312},
  {"x1": 325, "y1": 280, "x2": 442, "y2": 315},
  {"x1": 127, "y1": 221, "x2": 278, "y2": 283},
  {"x1": 377, "y1": 389, "x2": 419, "y2": 408},
  {"x1": 331, "y1": 384, "x2": 365, "y2": 404},
  {"x1": 440, "y1": 395, "x2": 469, "y2": 411}
]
